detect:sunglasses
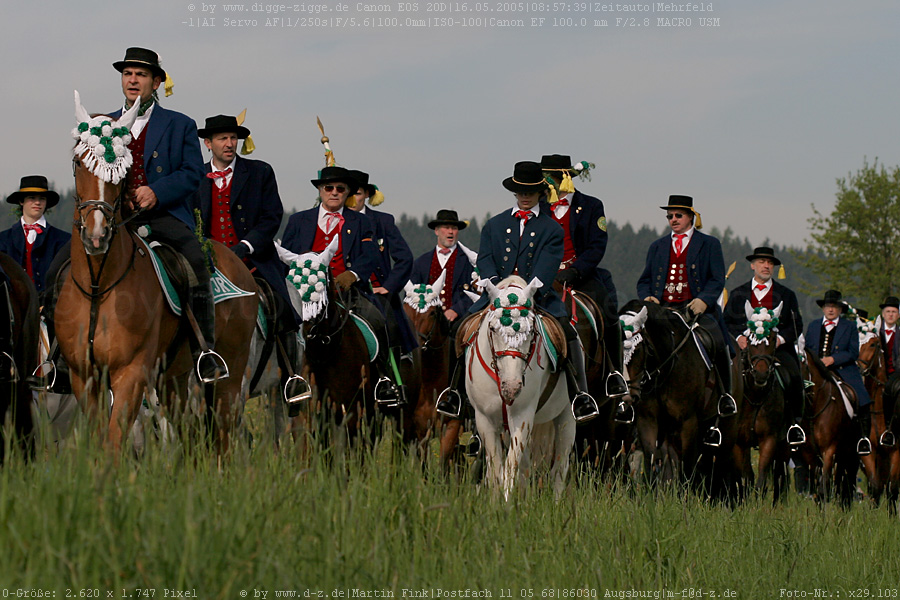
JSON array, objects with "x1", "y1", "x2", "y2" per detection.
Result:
[
  {"x1": 666, "y1": 213, "x2": 686, "y2": 220},
  {"x1": 322, "y1": 184, "x2": 347, "y2": 193}
]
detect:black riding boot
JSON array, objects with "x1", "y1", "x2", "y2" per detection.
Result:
[
  {"x1": 714, "y1": 349, "x2": 737, "y2": 417},
  {"x1": 857, "y1": 403, "x2": 873, "y2": 456},
  {"x1": 190, "y1": 283, "x2": 228, "y2": 383},
  {"x1": 372, "y1": 324, "x2": 402, "y2": 405},
  {"x1": 278, "y1": 330, "x2": 311, "y2": 409},
  {"x1": 0, "y1": 282, "x2": 15, "y2": 382},
  {"x1": 786, "y1": 368, "x2": 807, "y2": 446},
  {"x1": 604, "y1": 319, "x2": 628, "y2": 398},
  {"x1": 568, "y1": 341, "x2": 601, "y2": 423}
]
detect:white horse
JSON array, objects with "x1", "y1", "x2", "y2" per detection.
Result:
[{"x1": 467, "y1": 276, "x2": 575, "y2": 500}]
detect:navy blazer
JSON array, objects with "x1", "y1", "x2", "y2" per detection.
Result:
[
  {"x1": 805, "y1": 316, "x2": 871, "y2": 406},
  {"x1": 637, "y1": 229, "x2": 725, "y2": 313},
  {"x1": 363, "y1": 207, "x2": 413, "y2": 294},
  {"x1": 724, "y1": 280, "x2": 803, "y2": 347},
  {"x1": 0, "y1": 222, "x2": 71, "y2": 294},
  {"x1": 195, "y1": 156, "x2": 287, "y2": 303},
  {"x1": 471, "y1": 207, "x2": 565, "y2": 318},
  {"x1": 281, "y1": 207, "x2": 379, "y2": 294},
  {"x1": 542, "y1": 189, "x2": 608, "y2": 281},
  {"x1": 410, "y1": 248, "x2": 476, "y2": 316},
  {"x1": 109, "y1": 104, "x2": 205, "y2": 228}
]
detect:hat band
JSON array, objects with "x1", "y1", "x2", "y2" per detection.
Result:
[
  {"x1": 511, "y1": 177, "x2": 544, "y2": 186},
  {"x1": 19, "y1": 187, "x2": 49, "y2": 193}
]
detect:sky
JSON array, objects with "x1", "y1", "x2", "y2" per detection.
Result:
[{"x1": 1, "y1": 0, "x2": 898, "y2": 247}]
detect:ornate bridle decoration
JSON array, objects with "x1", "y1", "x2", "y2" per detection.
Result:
[
  {"x1": 621, "y1": 309, "x2": 647, "y2": 365},
  {"x1": 745, "y1": 307, "x2": 780, "y2": 345},
  {"x1": 489, "y1": 291, "x2": 534, "y2": 349},
  {"x1": 72, "y1": 117, "x2": 133, "y2": 184},
  {"x1": 287, "y1": 258, "x2": 329, "y2": 321},
  {"x1": 857, "y1": 317, "x2": 877, "y2": 345},
  {"x1": 404, "y1": 282, "x2": 441, "y2": 314}
]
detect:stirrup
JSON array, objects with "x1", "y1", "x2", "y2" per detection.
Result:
[
  {"x1": 572, "y1": 392, "x2": 600, "y2": 424},
  {"x1": 284, "y1": 374, "x2": 312, "y2": 404},
  {"x1": 614, "y1": 401, "x2": 635, "y2": 424},
  {"x1": 787, "y1": 424, "x2": 806, "y2": 446},
  {"x1": 857, "y1": 437, "x2": 873, "y2": 456},
  {"x1": 703, "y1": 426, "x2": 722, "y2": 448},
  {"x1": 605, "y1": 371, "x2": 628, "y2": 399},
  {"x1": 880, "y1": 430, "x2": 896, "y2": 448},
  {"x1": 717, "y1": 393, "x2": 738, "y2": 417},
  {"x1": 463, "y1": 433, "x2": 482, "y2": 457},
  {"x1": 197, "y1": 350, "x2": 229, "y2": 384},
  {"x1": 29, "y1": 360, "x2": 57, "y2": 391},
  {"x1": 375, "y1": 376, "x2": 401, "y2": 406},
  {"x1": 436, "y1": 387, "x2": 462, "y2": 418},
  {"x1": 0, "y1": 351, "x2": 18, "y2": 383}
]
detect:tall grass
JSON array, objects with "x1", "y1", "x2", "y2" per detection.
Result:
[{"x1": 1, "y1": 406, "x2": 898, "y2": 597}]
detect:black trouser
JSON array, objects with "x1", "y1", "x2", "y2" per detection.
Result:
[
  {"x1": 132, "y1": 213, "x2": 211, "y2": 288},
  {"x1": 884, "y1": 370, "x2": 900, "y2": 428}
]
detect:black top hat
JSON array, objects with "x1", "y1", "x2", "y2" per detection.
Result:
[
  {"x1": 113, "y1": 47, "x2": 167, "y2": 80},
  {"x1": 502, "y1": 161, "x2": 548, "y2": 194},
  {"x1": 856, "y1": 308, "x2": 870, "y2": 319},
  {"x1": 816, "y1": 289, "x2": 848, "y2": 312},
  {"x1": 880, "y1": 296, "x2": 900, "y2": 310},
  {"x1": 540, "y1": 154, "x2": 575, "y2": 172},
  {"x1": 660, "y1": 195, "x2": 694, "y2": 210},
  {"x1": 197, "y1": 115, "x2": 250, "y2": 139},
  {"x1": 428, "y1": 209, "x2": 468, "y2": 231},
  {"x1": 745, "y1": 246, "x2": 782, "y2": 266},
  {"x1": 6, "y1": 175, "x2": 59, "y2": 208},
  {"x1": 310, "y1": 166, "x2": 359, "y2": 191},
  {"x1": 347, "y1": 170, "x2": 377, "y2": 196}
]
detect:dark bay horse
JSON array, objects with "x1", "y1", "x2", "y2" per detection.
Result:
[
  {"x1": 0, "y1": 253, "x2": 39, "y2": 460},
  {"x1": 57, "y1": 92, "x2": 257, "y2": 456},
  {"x1": 619, "y1": 300, "x2": 742, "y2": 501},
  {"x1": 857, "y1": 326, "x2": 898, "y2": 508}
]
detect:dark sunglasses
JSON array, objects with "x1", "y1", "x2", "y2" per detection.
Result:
[
  {"x1": 323, "y1": 184, "x2": 347, "y2": 193},
  {"x1": 666, "y1": 213, "x2": 685, "y2": 220}
]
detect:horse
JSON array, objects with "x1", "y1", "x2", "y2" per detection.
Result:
[
  {"x1": 857, "y1": 317, "x2": 898, "y2": 509},
  {"x1": 56, "y1": 91, "x2": 258, "y2": 456},
  {"x1": 464, "y1": 276, "x2": 575, "y2": 500},
  {"x1": 0, "y1": 253, "x2": 39, "y2": 460},
  {"x1": 732, "y1": 301, "x2": 790, "y2": 503},
  {"x1": 618, "y1": 300, "x2": 743, "y2": 501}
]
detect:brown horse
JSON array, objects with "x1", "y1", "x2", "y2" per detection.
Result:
[
  {"x1": 732, "y1": 302, "x2": 790, "y2": 502},
  {"x1": 0, "y1": 253, "x2": 39, "y2": 460},
  {"x1": 857, "y1": 328, "x2": 899, "y2": 508},
  {"x1": 57, "y1": 92, "x2": 257, "y2": 456}
]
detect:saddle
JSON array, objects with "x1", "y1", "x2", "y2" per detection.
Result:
[{"x1": 454, "y1": 307, "x2": 567, "y2": 364}]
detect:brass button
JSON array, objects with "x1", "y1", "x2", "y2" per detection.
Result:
[
  {"x1": 152, "y1": 151, "x2": 158, "y2": 158},
  {"x1": 156, "y1": 166, "x2": 163, "y2": 173},
  {"x1": 236, "y1": 205, "x2": 242, "y2": 210}
]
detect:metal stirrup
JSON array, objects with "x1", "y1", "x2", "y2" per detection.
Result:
[{"x1": 197, "y1": 349, "x2": 229, "y2": 384}]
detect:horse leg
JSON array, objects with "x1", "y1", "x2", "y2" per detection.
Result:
[
  {"x1": 473, "y1": 411, "x2": 504, "y2": 495},
  {"x1": 756, "y1": 435, "x2": 777, "y2": 498},
  {"x1": 107, "y1": 364, "x2": 154, "y2": 455},
  {"x1": 548, "y1": 409, "x2": 577, "y2": 499},
  {"x1": 820, "y1": 446, "x2": 837, "y2": 503},
  {"x1": 438, "y1": 417, "x2": 462, "y2": 470},
  {"x1": 888, "y1": 449, "x2": 900, "y2": 514},
  {"x1": 860, "y1": 451, "x2": 880, "y2": 505},
  {"x1": 503, "y1": 413, "x2": 535, "y2": 501}
]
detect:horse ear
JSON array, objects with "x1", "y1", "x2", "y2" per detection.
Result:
[
  {"x1": 773, "y1": 301, "x2": 784, "y2": 319},
  {"x1": 404, "y1": 280, "x2": 415, "y2": 296},
  {"x1": 464, "y1": 289, "x2": 481, "y2": 303},
  {"x1": 744, "y1": 300, "x2": 754, "y2": 322},
  {"x1": 523, "y1": 277, "x2": 543, "y2": 298},
  {"x1": 116, "y1": 95, "x2": 142, "y2": 132},
  {"x1": 274, "y1": 241, "x2": 302, "y2": 266},
  {"x1": 432, "y1": 269, "x2": 447, "y2": 297},
  {"x1": 876, "y1": 315, "x2": 883, "y2": 331},
  {"x1": 74, "y1": 90, "x2": 91, "y2": 126},
  {"x1": 635, "y1": 306, "x2": 648, "y2": 329},
  {"x1": 317, "y1": 236, "x2": 340, "y2": 267},
  {"x1": 480, "y1": 278, "x2": 500, "y2": 299}
]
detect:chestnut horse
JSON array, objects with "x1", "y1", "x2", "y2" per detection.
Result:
[
  {"x1": 57, "y1": 92, "x2": 257, "y2": 455},
  {"x1": 0, "y1": 253, "x2": 39, "y2": 460}
]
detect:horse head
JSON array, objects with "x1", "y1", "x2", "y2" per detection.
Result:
[
  {"x1": 71, "y1": 91, "x2": 140, "y2": 255},
  {"x1": 482, "y1": 275, "x2": 541, "y2": 405},
  {"x1": 857, "y1": 315, "x2": 883, "y2": 380},
  {"x1": 403, "y1": 270, "x2": 449, "y2": 349},
  {"x1": 620, "y1": 304, "x2": 649, "y2": 391},
  {"x1": 277, "y1": 236, "x2": 339, "y2": 325},
  {"x1": 742, "y1": 301, "x2": 783, "y2": 388}
]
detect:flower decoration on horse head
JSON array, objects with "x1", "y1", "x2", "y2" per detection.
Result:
[
  {"x1": 403, "y1": 270, "x2": 446, "y2": 314},
  {"x1": 620, "y1": 306, "x2": 648, "y2": 365},
  {"x1": 72, "y1": 90, "x2": 140, "y2": 185},
  {"x1": 743, "y1": 301, "x2": 783, "y2": 345},
  {"x1": 857, "y1": 314, "x2": 877, "y2": 344},
  {"x1": 482, "y1": 277, "x2": 540, "y2": 349},
  {"x1": 276, "y1": 237, "x2": 339, "y2": 322}
]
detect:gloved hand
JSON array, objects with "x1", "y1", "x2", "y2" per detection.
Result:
[
  {"x1": 687, "y1": 298, "x2": 708, "y2": 316},
  {"x1": 231, "y1": 242, "x2": 250, "y2": 261},
  {"x1": 555, "y1": 267, "x2": 580, "y2": 287},
  {"x1": 334, "y1": 270, "x2": 358, "y2": 291}
]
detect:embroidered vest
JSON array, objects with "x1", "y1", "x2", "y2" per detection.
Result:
[
  {"x1": 312, "y1": 220, "x2": 346, "y2": 277},
  {"x1": 550, "y1": 208, "x2": 576, "y2": 267},
  {"x1": 751, "y1": 285, "x2": 774, "y2": 310},
  {"x1": 886, "y1": 331, "x2": 896, "y2": 375},
  {"x1": 819, "y1": 323, "x2": 836, "y2": 357},
  {"x1": 126, "y1": 126, "x2": 148, "y2": 199},
  {"x1": 664, "y1": 242, "x2": 692, "y2": 304},
  {"x1": 210, "y1": 178, "x2": 238, "y2": 248},
  {"x1": 429, "y1": 249, "x2": 457, "y2": 311}
]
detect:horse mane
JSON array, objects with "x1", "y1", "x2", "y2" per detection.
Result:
[{"x1": 498, "y1": 275, "x2": 528, "y2": 289}]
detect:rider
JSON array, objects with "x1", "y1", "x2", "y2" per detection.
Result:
[
  {"x1": 539, "y1": 154, "x2": 628, "y2": 402},
  {"x1": 436, "y1": 161, "x2": 600, "y2": 423},
  {"x1": 878, "y1": 296, "x2": 900, "y2": 447},
  {"x1": 723, "y1": 246, "x2": 805, "y2": 445},
  {"x1": 193, "y1": 113, "x2": 308, "y2": 400},
  {"x1": 636, "y1": 195, "x2": 736, "y2": 445},
  {"x1": 280, "y1": 165, "x2": 401, "y2": 404},
  {"x1": 804, "y1": 289, "x2": 873, "y2": 456}
]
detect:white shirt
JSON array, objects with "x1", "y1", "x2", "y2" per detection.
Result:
[
  {"x1": 436, "y1": 244, "x2": 457, "y2": 269},
  {"x1": 126, "y1": 101, "x2": 155, "y2": 139},
  {"x1": 822, "y1": 316, "x2": 838, "y2": 332},
  {"x1": 318, "y1": 206, "x2": 345, "y2": 234},
  {"x1": 670, "y1": 226, "x2": 695, "y2": 254},
  {"x1": 752, "y1": 278, "x2": 772, "y2": 301},
  {"x1": 21, "y1": 216, "x2": 48, "y2": 245},
  {"x1": 552, "y1": 192, "x2": 571, "y2": 219},
  {"x1": 511, "y1": 204, "x2": 540, "y2": 237},
  {"x1": 885, "y1": 325, "x2": 896, "y2": 341},
  {"x1": 209, "y1": 156, "x2": 237, "y2": 190}
]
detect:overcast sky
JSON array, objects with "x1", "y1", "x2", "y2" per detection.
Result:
[{"x1": 2, "y1": 0, "x2": 898, "y2": 246}]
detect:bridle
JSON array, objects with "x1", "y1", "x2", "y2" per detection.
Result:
[{"x1": 417, "y1": 305, "x2": 449, "y2": 351}]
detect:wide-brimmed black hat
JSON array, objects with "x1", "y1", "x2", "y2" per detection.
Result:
[
  {"x1": 347, "y1": 170, "x2": 378, "y2": 196},
  {"x1": 197, "y1": 115, "x2": 250, "y2": 139},
  {"x1": 310, "y1": 166, "x2": 358, "y2": 191},
  {"x1": 540, "y1": 154, "x2": 575, "y2": 173},
  {"x1": 745, "y1": 246, "x2": 782, "y2": 266},
  {"x1": 6, "y1": 175, "x2": 59, "y2": 208},
  {"x1": 816, "y1": 289, "x2": 848, "y2": 312},
  {"x1": 660, "y1": 195, "x2": 695, "y2": 210},
  {"x1": 856, "y1": 308, "x2": 870, "y2": 319},
  {"x1": 428, "y1": 209, "x2": 467, "y2": 230},
  {"x1": 113, "y1": 47, "x2": 167, "y2": 80},
  {"x1": 502, "y1": 161, "x2": 548, "y2": 194},
  {"x1": 880, "y1": 296, "x2": 900, "y2": 310}
]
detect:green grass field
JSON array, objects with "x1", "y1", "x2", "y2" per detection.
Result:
[{"x1": 1, "y1": 399, "x2": 898, "y2": 599}]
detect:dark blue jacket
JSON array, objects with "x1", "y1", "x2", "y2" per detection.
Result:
[
  {"x1": 543, "y1": 190, "x2": 608, "y2": 281},
  {"x1": 194, "y1": 156, "x2": 289, "y2": 306},
  {"x1": 637, "y1": 229, "x2": 725, "y2": 310},
  {"x1": 410, "y1": 247, "x2": 476, "y2": 316},
  {"x1": 109, "y1": 104, "x2": 205, "y2": 228},
  {"x1": 362, "y1": 207, "x2": 413, "y2": 294},
  {"x1": 0, "y1": 222, "x2": 71, "y2": 294},
  {"x1": 805, "y1": 316, "x2": 871, "y2": 407},
  {"x1": 724, "y1": 280, "x2": 803, "y2": 348},
  {"x1": 471, "y1": 207, "x2": 565, "y2": 318}
]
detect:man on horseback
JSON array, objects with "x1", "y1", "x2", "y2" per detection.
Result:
[
  {"x1": 805, "y1": 289, "x2": 873, "y2": 455},
  {"x1": 193, "y1": 114, "x2": 308, "y2": 400},
  {"x1": 878, "y1": 296, "x2": 900, "y2": 447},
  {"x1": 437, "y1": 161, "x2": 601, "y2": 423},
  {"x1": 724, "y1": 247, "x2": 805, "y2": 445},
  {"x1": 281, "y1": 165, "x2": 402, "y2": 404},
  {"x1": 539, "y1": 154, "x2": 628, "y2": 402},
  {"x1": 636, "y1": 195, "x2": 736, "y2": 442}
]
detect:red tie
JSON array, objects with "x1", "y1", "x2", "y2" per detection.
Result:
[
  {"x1": 554, "y1": 198, "x2": 569, "y2": 207},
  {"x1": 324, "y1": 212, "x2": 343, "y2": 234},
  {"x1": 515, "y1": 210, "x2": 533, "y2": 223},
  {"x1": 756, "y1": 283, "x2": 766, "y2": 291},
  {"x1": 674, "y1": 233, "x2": 686, "y2": 255},
  {"x1": 23, "y1": 223, "x2": 43, "y2": 237},
  {"x1": 439, "y1": 247, "x2": 452, "y2": 255},
  {"x1": 825, "y1": 320, "x2": 835, "y2": 331},
  {"x1": 207, "y1": 167, "x2": 232, "y2": 180},
  {"x1": 23, "y1": 224, "x2": 43, "y2": 281}
]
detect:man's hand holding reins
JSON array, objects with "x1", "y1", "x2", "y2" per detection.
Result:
[{"x1": 132, "y1": 186, "x2": 158, "y2": 210}]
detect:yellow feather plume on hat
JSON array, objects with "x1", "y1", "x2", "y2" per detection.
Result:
[{"x1": 164, "y1": 72, "x2": 174, "y2": 97}]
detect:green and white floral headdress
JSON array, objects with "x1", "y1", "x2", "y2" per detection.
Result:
[
  {"x1": 743, "y1": 301, "x2": 783, "y2": 346},
  {"x1": 857, "y1": 314, "x2": 878, "y2": 345},
  {"x1": 72, "y1": 90, "x2": 139, "y2": 185},
  {"x1": 483, "y1": 276, "x2": 541, "y2": 349},
  {"x1": 620, "y1": 306, "x2": 648, "y2": 365},
  {"x1": 276, "y1": 237, "x2": 339, "y2": 322},
  {"x1": 403, "y1": 270, "x2": 446, "y2": 314}
]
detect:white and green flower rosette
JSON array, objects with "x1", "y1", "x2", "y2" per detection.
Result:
[
  {"x1": 490, "y1": 292, "x2": 534, "y2": 348},
  {"x1": 405, "y1": 283, "x2": 440, "y2": 313},
  {"x1": 287, "y1": 258, "x2": 329, "y2": 321},
  {"x1": 857, "y1": 317, "x2": 877, "y2": 344},
  {"x1": 745, "y1": 307, "x2": 780, "y2": 345},
  {"x1": 72, "y1": 118, "x2": 133, "y2": 184},
  {"x1": 620, "y1": 306, "x2": 648, "y2": 366}
]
